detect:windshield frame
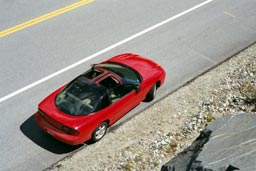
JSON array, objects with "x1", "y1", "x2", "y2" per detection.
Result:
[{"x1": 95, "y1": 62, "x2": 142, "y2": 84}]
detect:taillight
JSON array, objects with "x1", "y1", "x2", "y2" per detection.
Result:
[
  {"x1": 38, "y1": 109, "x2": 45, "y2": 116},
  {"x1": 62, "y1": 126, "x2": 80, "y2": 135}
]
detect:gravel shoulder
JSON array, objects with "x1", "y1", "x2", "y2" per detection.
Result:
[{"x1": 48, "y1": 43, "x2": 256, "y2": 171}]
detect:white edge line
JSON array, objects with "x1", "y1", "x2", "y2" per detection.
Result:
[{"x1": 0, "y1": 0, "x2": 214, "y2": 103}]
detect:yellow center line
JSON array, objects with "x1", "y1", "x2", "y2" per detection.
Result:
[{"x1": 0, "y1": 0, "x2": 94, "y2": 38}]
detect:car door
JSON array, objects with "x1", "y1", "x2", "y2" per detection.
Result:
[
  {"x1": 108, "y1": 86, "x2": 140, "y2": 124},
  {"x1": 98, "y1": 75, "x2": 142, "y2": 124}
]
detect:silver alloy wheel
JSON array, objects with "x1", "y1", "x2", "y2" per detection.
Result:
[
  {"x1": 92, "y1": 122, "x2": 108, "y2": 142},
  {"x1": 95, "y1": 125, "x2": 106, "y2": 140}
]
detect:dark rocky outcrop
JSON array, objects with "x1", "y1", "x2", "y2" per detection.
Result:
[
  {"x1": 161, "y1": 129, "x2": 212, "y2": 171},
  {"x1": 162, "y1": 113, "x2": 256, "y2": 171}
]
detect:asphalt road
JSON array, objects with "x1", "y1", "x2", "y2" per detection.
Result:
[{"x1": 0, "y1": 0, "x2": 256, "y2": 170}]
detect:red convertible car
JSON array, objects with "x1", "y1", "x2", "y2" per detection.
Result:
[{"x1": 34, "y1": 53, "x2": 166, "y2": 145}]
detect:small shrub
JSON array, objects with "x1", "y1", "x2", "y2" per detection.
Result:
[{"x1": 205, "y1": 114, "x2": 215, "y2": 122}]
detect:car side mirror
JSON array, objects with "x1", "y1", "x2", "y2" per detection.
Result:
[{"x1": 135, "y1": 84, "x2": 141, "y2": 93}]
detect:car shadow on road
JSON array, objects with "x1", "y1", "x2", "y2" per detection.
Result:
[{"x1": 20, "y1": 114, "x2": 82, "y2": 154}]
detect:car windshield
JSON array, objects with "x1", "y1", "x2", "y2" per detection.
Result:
[
  {"x1": 96, "y1": 63, "x2": 142, "y2": 84},
  {"x1": 55, "y1": 76, "x2": 107, "y2": 116}
]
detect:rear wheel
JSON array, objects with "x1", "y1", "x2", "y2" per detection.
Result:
[
  {"x1": 92, "y1": 122, "x2": 108, "y2": 142},
  {"x1": 144, "y1": 84, "x2": 156, "y2": 102}
]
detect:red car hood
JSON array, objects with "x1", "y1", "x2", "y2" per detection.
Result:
[{"x1": 105, "y1": 53, "x2": 163, "y2": 81}]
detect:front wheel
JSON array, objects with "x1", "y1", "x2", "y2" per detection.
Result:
[
  {"x1": 144, "y1": 84, "x2": 156, "y2": 102},
  {"x1": 92, "y1": 122, "x2": 108, "y2": 142}
]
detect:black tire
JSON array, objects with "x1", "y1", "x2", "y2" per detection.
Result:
[
  {"x1": 92, "y1": 122, "x2": 108, "y2": 142},
  {"x1": 144, "y1": 84, "x2": 156, "y2": 102}
]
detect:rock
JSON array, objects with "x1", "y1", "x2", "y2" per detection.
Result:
[
  {"x1": 161, "y1": 129, "x2": 212, "y2": 171},
  {"x1": 197, "y1": 113, "x2": 256, "y2": 171},
  {"x1": 161, "y1": 113, "x2": 256, "y2": 171}
]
